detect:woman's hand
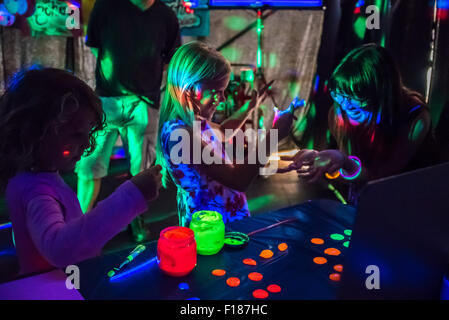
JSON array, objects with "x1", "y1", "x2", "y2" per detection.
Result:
[
  {"x1": 131, "y1": 165, "x2": 163, "y2": 202},
  {"x1": 277, "y1": 149, "x2": 319, "y2": 173},
  {"x1": 297, "y1": 149, "x2": 346, "y2": 183}
]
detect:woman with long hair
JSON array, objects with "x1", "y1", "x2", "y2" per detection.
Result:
[{"x1": 281, "y1": 44, "x2": 440, "y2": 204}]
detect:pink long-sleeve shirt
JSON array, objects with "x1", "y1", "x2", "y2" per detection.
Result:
[{"x1": 6, "y1": 171, "x2": 148, "y2": 276}]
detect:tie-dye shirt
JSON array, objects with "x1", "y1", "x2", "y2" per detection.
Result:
[{"x1": 160, "y1": 119, "x2": 250, "y2": 226}]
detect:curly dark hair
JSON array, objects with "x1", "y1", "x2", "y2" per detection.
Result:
[{"x1": 0, "y1": 66, "x2": 105, "y2": 191}]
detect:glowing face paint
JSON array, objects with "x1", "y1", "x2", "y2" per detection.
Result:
[
  {"x1": 243, "y1": 258, "x2": 257, "y2": 266},
  {"x1": 157, "y1": 226, "x2": 197, "y2": 277},
  {"x1": 63, "y1": 150, "x2": 71, "y2": 157},
  {"x1": 343, "y1": 241, "x2": 350, "y2": 248},
  {"x1": 194, "y1": 77, "x2": 229, "y2": 120},
  {"x1": 344, "y1": 229, "x2": 352, "y2": 236},
  {"x1": 329, "y1": 273, "x2": 341, "y2": 282},
  {"x1": 189, "y1": 210, "x2": 225, "y2": 255}
]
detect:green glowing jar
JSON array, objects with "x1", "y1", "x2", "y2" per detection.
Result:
[{"x1": 189, "y1": 210, "x2": 225, "y2": 255}]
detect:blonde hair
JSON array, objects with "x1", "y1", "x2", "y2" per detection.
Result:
[{"x1": 156, "y1": 41, "x2": 231, "y2": 187}]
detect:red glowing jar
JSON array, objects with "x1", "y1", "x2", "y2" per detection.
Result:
[{"x1": 157, "y1": 226, "x2": 197, "y2": 277}]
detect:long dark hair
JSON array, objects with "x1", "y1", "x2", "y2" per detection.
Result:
[
  {"x1": 328, "y1": 44, "x2": 425, "y2": 167},
  {"x1": 0, "y1": 66, "x2": 105, "y2": 190}
]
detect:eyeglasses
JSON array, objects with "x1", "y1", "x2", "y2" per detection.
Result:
[{"x1": 330, "y1": 90, "x2": 369, "y2": 109}]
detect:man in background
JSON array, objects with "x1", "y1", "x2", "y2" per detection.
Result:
[{"x1": 76, "y1": 0, "x2": 180, "y2": 241}]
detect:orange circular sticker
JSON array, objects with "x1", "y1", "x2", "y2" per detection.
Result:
[
  {"x1": 311, "y1": 238, "x2": 324, "y2": 245},
  {"x1": 243, "y1": 258, "x2": 257, "y2": 266},
  {"x1": 226, "y1": 277, "x2": 240, "y2": 287},
  {"x1": 211, "y1": 269, "x2": 226, "y2": 277},
  {"x1": 260, "y1": 249, "x2": 274, "y2": 259},
  {"x1": 253, "y1": 289, "x2": 269, "y2": 299},
  {"x1": 324, "y1": 248, "x2": 341, "y2": 256},
  {"x1": 248, "y1": 272, "x2": 263, "y2": 281},
  {"x1": 278, "y1": 243, "x2": 288, "y2": 252},
  {"x1": 329, "y1": 273, "x2": 341, "y2": 282},
  {"x1": 313, "y1": 257, "x2": 327, "y2": 265}
]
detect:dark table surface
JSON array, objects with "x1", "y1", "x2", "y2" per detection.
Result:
[{"x1": 76, "y1": 199, "x2": 356, "y2": 300}]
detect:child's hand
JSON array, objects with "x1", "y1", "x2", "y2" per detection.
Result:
[
  {"x1": 272, "y1": 97, "x2": 305, "y2": 141},
  {"x1": 248, "y1": 80, "x2": 274, "y2": 111},
  {"x1": 131, "y1": 165, "x2": 163, "y2": 202}
]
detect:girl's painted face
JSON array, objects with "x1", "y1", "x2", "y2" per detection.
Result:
[
  {"x1": 36, "y1": 105, "x2": 97, "y2": 172},
  {"x1": 330, "y1": 90, "x2": 373, "y2": 126},
  {"x1": 194, "y1": 75, "x2": 229, "y2": 120}
]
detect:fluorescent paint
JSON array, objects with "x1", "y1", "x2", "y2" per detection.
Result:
[
  {"x1": 157, "y1": 226, "x2": 197, "y2": 277},
  {"x1": 189, "y1": 210, "x2": 225, "y2": 255}
]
